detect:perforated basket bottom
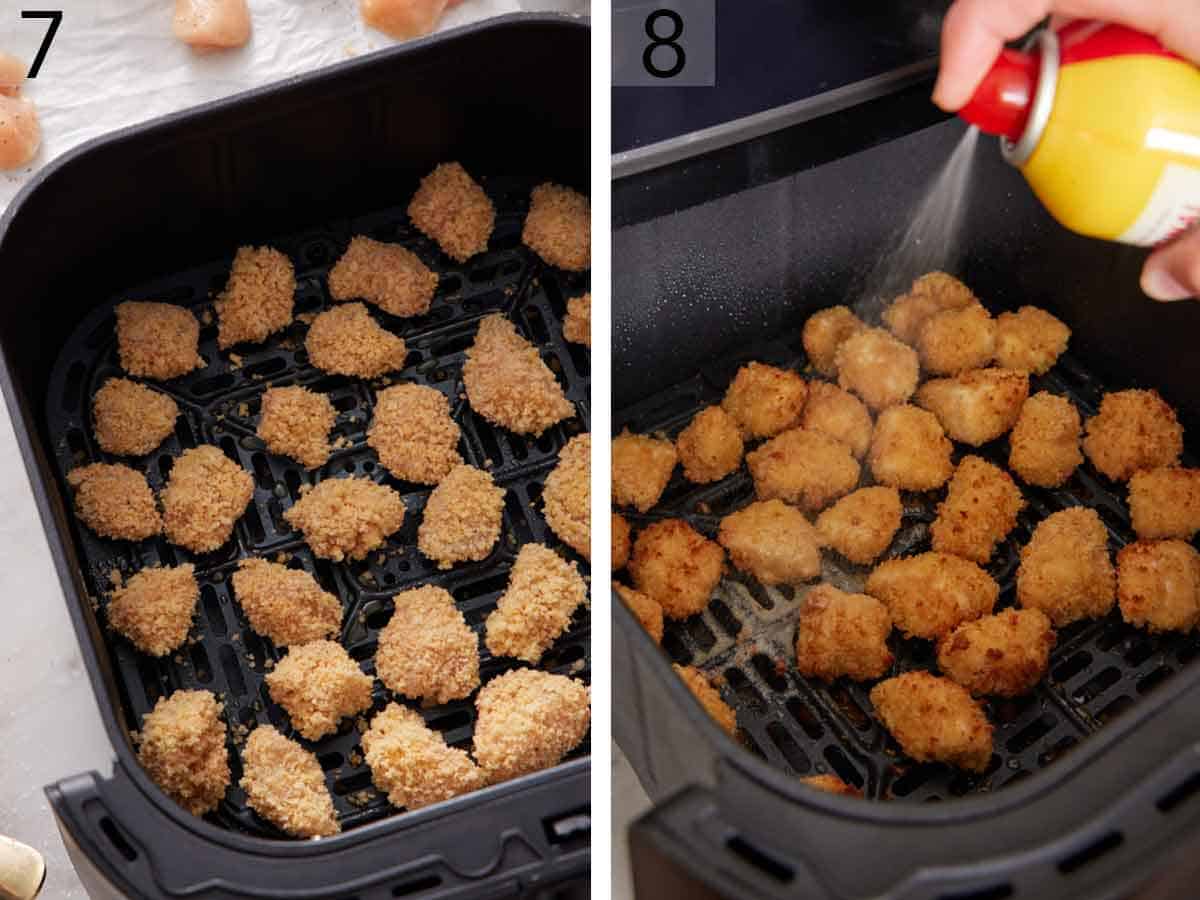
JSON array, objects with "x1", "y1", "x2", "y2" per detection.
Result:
[
  {"x1": 45, "y1": 176, "x2": 590, "y2": 837},
  {"x1": 615, "y1": 334, "x2": 1200, "y2": 803}
]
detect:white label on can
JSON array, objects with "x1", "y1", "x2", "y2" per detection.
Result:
[{"x1": 1119, "y1": 162, "x2": 1200, "y2": 246}]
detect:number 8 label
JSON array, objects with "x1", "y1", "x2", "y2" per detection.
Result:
[
  {"x1": 613, "y1": 0, "x2": 714, "y2": 88},
  {"x1": 643, "y1": 10, "x2": 686, "y2": 79}
]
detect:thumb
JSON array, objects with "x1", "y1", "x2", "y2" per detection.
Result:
[{"x1": 1142, "y1": 225, "x2": 1200, "y2": 302}]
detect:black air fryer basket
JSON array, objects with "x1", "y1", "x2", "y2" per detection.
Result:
[
  {"x1": 613, "y1": 75, "x2": 1200, "y2": 900},
  {"x1": 0, "y1": 15, "x2": 589, "y2": 900}
]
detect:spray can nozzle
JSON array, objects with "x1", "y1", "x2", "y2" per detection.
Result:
[{"x1": 958, "y1": 47, "x2": 1040, "y2": 141}]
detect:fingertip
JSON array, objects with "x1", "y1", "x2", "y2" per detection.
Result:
[{"x1": 1141, "y1": 264, "x2": 1192, "y2": 302}]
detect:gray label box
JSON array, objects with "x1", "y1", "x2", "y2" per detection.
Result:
[{"x1": 613, "y1": 0, "x2": 716, "y2": 87}]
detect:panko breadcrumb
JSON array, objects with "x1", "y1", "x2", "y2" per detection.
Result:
[
  {"x1": 328, "y1": 236, "x2": 437, "y2": 318},
  {"x1": 162, "y1": 445, "x2": 254, "y2": 553},
  {"x1": 815, "y1": 486, "x2": 902, "y2": 565},
  {"x1": 265, "y1": 640, "x2": 374, "y2": 741},
  {"x1": 612, "y1": 512, "x2": 632, "y2": 571},
  {"x1": 746, "y1": 428, "x2": 860, "y2": 513},
  {"x1": 870, "y1": 672, "x2": 993, "y2": 772},
  {"x1": 796, "y1": 584, "x2": 893, "y2": 682},
  {"x1": 866, "y1": 552, "x2": 999, "y2": 640},
  {"x1": 1008, "y1": 392, "x2": 1082, "y2": 487},
  {"x1": 417, "y1": 464, "x2": 505, "y2": 569},
  {"x1": 1082, "y1": 389, "x2": 1184, "y2": 481},
  {"x1": 801, "y1": 774, "x2": 863, "y2": 797},
  {"x1": 285, "y1": 476, "x2": 405, "y2": 562},
  {"x1": 376, "y1": 585, "x2": 479, "y2": 703},
  {"x1": 258, "y1": 385, "x2": 336, "y2": 469},
  {"x1": 721, "y1": 362, "x2": 808, "y2": 439},
  {"x1": 676, "y1": 406, "x2": 743, "y2": 483},
  {"x1": 802, "y1": 306, "x2": 865, "y2": 376},
  {"x1": 882, "y1": 272, "x2": 976, "y2": 344},
  {"x1": 937, "y1": 609, "x2": 1055, "y2": 697},
  {"x1": 835, "y1": 328, "x2": 920, "y2": 411},
  {"x1": 114, "y1": 301, "x2": 204, "y2": 381},
  {"x1": 92, "y1": 378, "x2": 179, "y2": 456},
  {"x1": 231, "y1": 558, "x2": 341, "y2": 646},
  {"x1": 994, "y1": 306, "x2": 1070, "y2": 374},
  {"x1": 1129, "y1": 467, "x2": 1200, "y2": 540},
  {"x1": 1117, "y1": 540, "x2": 1200, "y2": 633},
  {"x1": 473, "y1": 669, "x2": 591, "y2": 782},
  {"x1": 367, "y1": 384, "x2": 462, "y2": 484},
  {"x1": 240, "y1": 725, "x2": 338, "y2": 838},
  {"x1": 67, "y1": 463, "x2": 162, "y2": 541},
  {"x1": 615, "y1": 582, "x2": 663, "y2": 643},
  {"x1": 407, "y1": 162, "x2": 494, "y2": 262},
  {"x1": 362, "y1": 704, "x2": 486, "y2": 810},
  {"x1": 717, "y1": 499, "x2": 822, "y2": 586},
  {"x1": 137, "y1": 690, "x2": 229, "y2": 816},
  {"x1": 543, "y1": 433, "x2": 590, "y2": 559},
  {"x1": 611, "y1": 429, "x2": 677, "y2": 512},
  {"x1": 305, "y1": 303, "x2": 408, "y2": 378},
  {"x1": 1017, "y1": 507, "x2": 1114, "y2": 626},
  {"x1": 462, "y1": 314, "x2": 574, "y2": 436},
  {"x1": 916, "y1": 368, "x2": 1029, "y2": 446},
  {"x1": 867, "y1": 405, "x2": 954, "y2": 491},
  {"x1": 673, "y1": 664, "x2": 736, "y2": 736},
  {"x1": 522, "y1": 183, "x2": 590, "y2": 271},
  {"x1": 215, "y1": 246, "x2": 295, "y2": 348},
  {"x1": 108, "y1": 564, "x2": 197, "y2": 656},
  {"x1": 931, "y1": 456, "x2": 1024, "y2": 564},
  {"x1": 916, "y1": 302, "x2": 996, "y2": 375},
  {"x1": 563, "y1": 293, "x2": 591, "y2": 347},
  {"x1": 486, "y1": 544, "x2": 587, "y2": 662},
  {"x1": 800, "y1": 381, "x2": 873, "y2": 460},
  {"x1": 629, "y1": 518, "x2": 725, "y2": 619}
]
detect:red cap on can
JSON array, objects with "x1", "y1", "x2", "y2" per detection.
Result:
[{"x1": 958, "y1": 47, "x2": 1039, "y2": 141}]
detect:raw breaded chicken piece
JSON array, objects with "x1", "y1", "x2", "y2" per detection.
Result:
[
  {"x1": 795, "y1": 584, "x2": 893, "y2": 682},
  {"x1": 937, "y1": 608, "x2": 1055, "y2": 697},
  {"x1": 214, "y1": 246, "x2": 295, "y2": 348},
  {"x1": 473, "y1": 669, "x2": 591, "y2": 782},
  {"x1": 866, "y1": 552, "x2": 999, "y2": 640},
  {"x1": 305, "y1": 303, "x2": 408, "y2": 379},
  {"x1": 676, "y1": 406, "x2": 743, "y2": 483},
  {"x1": 329, "y1": 236, "x2": 437, "y2": 318},
  {"x1": 994, "y1": 306, "x2": 1070, "y2": 374},
  {"x1": 240, "y1": 726, "x2": 338, "y2": 838},
  {"x1": 802, "y1": 306, "x2": 865, "y2": 377},
  {"x1": 284, "y1": 476, "x2": 406, "y2": 562},
  {"x1": 137, "y1": 690, "x2": 229, "y2": 816},
  {"x1": 92, "y1": 377, "x2": 179, "y2": 457},
  {"x1": 800, "y1": 381, "x2": 872, "y2": 460},
  {"x1": 486, "y1": 544, "x2": 587, "y2": 662},
  {"x1": 611, "y1": 429, "x2": 677, "y2": 512},
  {"x1": 0, "y1": 90, "x2": 38, "y2": 170},
  {"x1": 612, "y1": 512, "x2": 632, "y2": 571},
  {"x1": 462, "y1": 314, "x2": 574, "y2": 436},
  {"x1": 1118, "y1": 540, "x2": 1200, "y2": 632},
  {"x1": 108, "y1": 564, "x2": 197, "y2": 656},
  {"x1": 1129, "y1": 467, "x2": 1200, "y2": 540},
  {"x1": 114, "y1": 301, "x2": 203, "y2": 381},
  {"x1": 257, "y1": 385, "x2": 336, "y2": 470},
  {"x1": 1017, "y1": 507, "x2": 1114, "y2": 626},
  {"x1": 376, "y1": 585, "x2": 479, "y2": 703},
  {"x1": 362, "y1": 704, "x2": 485, "y2": 810},
  {"x1": 717, "y1": 499, "x2": 822, "y2": 586},
  {"x1": 367, "y1": 384, "x2": 462, "y2": 484},
  {"x1": 67, "y1": 463, "x2": 162, "y2": 541},
  {"x1": 361, "y1": 0, "x2": 453, "y2": 41},
  {"x1": 673, "y1": 664, "x2": 736, "y2": 736},
  {"x1": 1008, "y1": 392, "x2": 1082, "y2": 487},
  {"x1": 407, "y1": 161, "x2": 494, "y2": 262},
  {"x1": 162, "y1": 445, "x2": 253, "y2": 553},
  {"x1": 173, "y1": 0, "x2": 251, "y2": 49},
  {"x1": 522, "y1": 183, "x2": 590, "y2": 271},
  {"x1": 870, "y1": 671, "x2": 993, "y2": 772},
  {"x1": 916, "y1": 302, "x2": 996, "y2": 375},
  {"x1": 629, "y1": 518, "x2": 725, "y2": 619},
  {"x1": 543, "y1": 433, "x2": 590, "y2": 559},
  {"x1": 721, "y1": 362, "x2": 808, "y2": 439},
  {"x1": 801, "y1": 774, "x2": 862, "y2": 797},
  {"x1": 0, "y1": 52, "x2": 25, "y2": 97},
  {"x1": 746, "y1": 428, "x2": 860, "y2": 513},
  {"x1": 867, "y1": 405, "x2": 954, "y2": 491},
  {"x1": 1082, "y1": 389, "x2": 1184, "y2": 482},
  {"x1": 615, "y1": 582, "x2": 662, "y2": 644},
  {"x1": 265, "y1": 640, "x2": 374, "y2": 741},
  {"x1": 916, "y1": 368, "x2": 1029, "y2": 446},
  {"x1": 835, "y1": 328, "x2": 920, "y2": 411},
  {"x1": 417, "y1": 464, "x2": 505, "y2": 568},
  {"x1": 931, "y1": 456, "x2": 1024, "y2": 564},
  {"x1": 563, "y1": 293, "x2": 591, "y2": 346},
  {"x1": 815, "y1": 486, "x2": 902, "y2": 565},
  {"x1": 231, "y1": 558, "x2": 341, "y2": 646},
  {"x1": 882, "y1": 271, "x2": 976, "y2": 344}
]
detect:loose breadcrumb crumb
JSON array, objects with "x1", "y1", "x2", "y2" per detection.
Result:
[
  {"x1": 937, "y1": 608, "x2": 1055, "y2": 697},
  {"x1": 284, "y1": 476, "x2": 405, "y2": 562},
  {"x1": 1117, "y1": 540, "x2": 1200, "y2": 633},
  {"x1": 115, "y1": 301, "x2": 204, "y2": 381},
  {"x1": 215, "y1": 246, "x2": 295, "y2": 348},
  {"x1": 1017, "y1": 507, "x2": 1114, "y2": 626},
  {"x1": 407, "y1": 162, "x2": 494, "y2": 262},
  {"x1": 629, "y1": 518, "x2": 725, "y2": 619},
  {"x1": 866, "y1": 552, "x2": 999, "y2": 640},
  {"x1": 1082, "y1": 389, "x2": 1184, "y2": 481},
  {"x1": 543, "y1": 433, "x2": 590, "y2": 559},
  {"x1": 1129, "y1": 467, "x2": 1200, "y2": 540},
  {"x1": 231, "y1": 558, "x2": 342, "y2": 646},
  {"x1": 474, "y1": 669, "x2": 590, "y2": 782},
  {"x1": 802, "y1": 774, "x2": 863, "y2": 797},
  {"x1": 611, "y1": 429, "x2": 677, "y2": 512},
  {"x1": 721, "y1": 362, "x2": 808, "y2": 439},
  {"x1": 92, "y1": 378, "x2": 179, "y2": 456},
  {"x1": 367, "y1": 384, "x2": 462, "y2": 484},
  {"x1": 1008, "y1": 392, "x2": 1082, "y2": 487},
  {"x1": 417, "y1": 464, "x2": 505, "y2": 569},
  {"x1": 522, "y1": 183, "x2": 590, "y2": 271},
  {"x1": 108, "y1": 564, "x2": 198, "y2": 656},
  {"x1": 362, "y1": 703, "x2": 486, "y2": 809},
  {"x1": 328, "y1": 236, "x2": 437, "y2": 317},
  {"x1": 138, "y1": 690, "x2": 230, "y2": 816},
  {"x1": 376, "y1": 585, "x2": 479, "y2": 703},
  {"x1": 746, "y1": 428, "x2": 860, "y2": 513},
  {"x1": 802, "y1": 306, "x2": 865, "y2": 377},
  {"x1": 614, "y1": 581, "x2": 662, "y2": 643},
  {"x1": 305, "y1": 303, "x2": 408, "y2": 378},
  {"x1": 612, "y1": 512, "x2": 632, "y2": 571},
  {"x1": 870, "y1": 672, "x2": 993, "y2": 772},
  {"x1": 795, "y1": 584, "x2": 893, "y2": 682},
  {"x1": 486, "y1": 544, "x2": 587, "y2": 662},
  {"x1": 800, "y1": 381, "x2": 873, "y2": 460},
  {"x1": 867, "y1": 405, "x2": 954, "y2": 491},
  {"x1": 563, "y1": 293, "x2": 591, "y2": 346},
  {"x1": 718, "y1": 499, "x2": 822, "y2": 585},
  {"x1": 677, "y1": 406, "x2": 743, "y2": 483},
  {"x1": 673, "y1": 664, "x2": 736, "y2": 735},
  {"x1": 265, "y1": 640, "x2": 374, "y2": 740},
  {"x1": 258, "y1": 385, "x2": 336, "y2": 469},
  {"x1": 835, "y1": 328, "x2": 920, "y2": 411},
  {"x1": 240, "y1": 725, "x2": 339, "y2": 838},
  {"x1": 815, "y1": 486, "x2": 902, "y2": 565},
  {"x1": 994, "y1": 306, "x2": 1070, "y2": 374},
  {"x1": 162, "y1": 445, "x2": 254, "y2": 553},
  {"x1": 68, "y1": 463, "x2": 162, "y2": 541}
]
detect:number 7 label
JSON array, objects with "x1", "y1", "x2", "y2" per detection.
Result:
[
  {"x1": 23, "y1": 10, "x2": 63, "y2": 78},
  {"x1": 613, "y1": 0, "x2": 715, "y2": 87}
]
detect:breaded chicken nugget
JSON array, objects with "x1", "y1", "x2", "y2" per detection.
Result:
[
  {"x1": 916, "y1": 368, "x2": 1029, "y2": 446},
  {"x1": 417, "y1": 464, "x2": 505, "y2": 569},
  {"x1": 108, "y1": 564, "x2": 197, "y2": 656},
  {"x1": 673, "y1": 664, "x2": 736, "y2": 736},
  {"x1": 285, "y1": 476, "x2": 406, "y2": 562},
  {"x1": 463, "y1": 314, "x2": 574, "y2": 436},
  {"x1": 718, "y1": 499, "x2": 822, "y2": 585},
  {"x1": 162, "y1": 445, "x2": 254, "y2": 553},
  {"x1": 92, "y1": 378, "x2": 179, "y2": 457},
  {"x1": 1017, "y1": 507, "x2": 1114, "y2": 626},
  {"x1": 867, "y1": 405, "x2": 954, "y2": 491},
  {"x1": 612, "y1": 512, "x2": 632, "y2": 571},
  {"x1": 1082, "y1": 389, "x2": 1184, "y2": 481},
  {"x1": 800, "y1": 381, "x2": 873, "y2": 460},
  {"x1": 258, "y1": 385, "x2": 336, "y2": 470},
  {"x1": 931, "y1": 456, "x2": 1024, "y2": 564},
  {"x1": 629, "y1": 519, "x2": 725, "y2": 619},
  {"x1": 866, "y1": 552, "x2": 998, "y2": 640},
  {"x1": 615, "y1": 582, "x2": 663, "y2": 643},
  {"x1": 522, "y1": 183, "x2": 590, "y2": 271},
  {"x1": 486, "y1": 544, "x2": 587, "y2": 662},
  {"x1": 802, "y1": 306, "x2": 865, "y2": 377},
  {"x1": 138, "y1": 690, "x2": 229, "y2": 816},
  {"x1": 937, "y1": 609, "x2": 1055, "y2": 697},
  {"x1": 795, "y1": 584, "x2": 893, "y2": 682},
  {"x1": 368, "y1": 384, "x2": 462, "y2": 484},
  {"x1": 747, "y1": 428, "x2": 860, "y2": 512},
  {"x1": 265, "y1": 640, "x2": 374, "y2": 741},
  {"x1": 215, "y1": 246, "x2": 295, "y2": 348},
  {"x1": 1008, "y1": 392, "x2": 1082, "y2": 487},
  {"x1": 173, "y1": 0, "x2": 250, "y2": 49},
  {"x1": 360, "y1": 0, "x2": 449, "y2": 40},
  {"x1": 473, "y1": 669, "x2": 591, "y2": 782},
  {"x1": 816, "y1": 486, "x2": 902, "y2": 565},
  {"x1": 721, "y1": 362, "x2": 808, "y2": 439},
  {"x1": 994, "y1": 306, "x2": 1070, "y2": 374},
  {"x1": 328, "y1": 236, "x2": 437, "y2": 318},
  {"x1": 870, "y1": 672, "x2": 992, "y2": 772},
  {"x1": 543, "y1": 433, "x2": 590, "y2": 559},
  {"x1": 611, "y1": 429, "x2": 677, "y2": 512},
  {"x1": 563, "y1": 293, "x2": 591, "y2": 347},
  {"x1": 115, "y1": 301, "x2": 203, "y2": 381},
  {"x1": 801, "y1": 774, "x2": 863, "y2": 796},
  {"x1": 67, "y1": 463, "x2": 162, "y2": 541},
  {"x1": 676, "y1": 406, "x2": 743, "y2": 483},
  {"x1": 1129, "y1": 467, "x2": 1200, "y2": 540},
  {"x1": 362, "y1": 704, "x2": 486, "y2": 810},
  {"x1": 231, "y1": 558, "x2": 341, "y2": 646},
  {"x1": 1117, "y1": 540, "x2": 1200, "y2": 632},
  {"x1": 376, "y1": 585, "x2": 479, "y2": 703},
  {"x1": 240, "y1": 726, "x2": 338, "y2": 838},
  {"x1": 306, "y1": 303, "x2": 407, "y2": 378},
  {"x1": 407, "y1": 162, "x2": 494, "y2": 262},
  {"x1": 835, "y1": 328, "x2": 920, "y2": 411},
  {"x1": 882, "y1": 272, "x2": 975, "y2": 344},
  {"x1": 917, "y1": 302, "x2": 996, "y2": 376}
]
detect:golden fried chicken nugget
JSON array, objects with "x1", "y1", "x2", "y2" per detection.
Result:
[
  {"x1": 138, "y1": 690, "x2": 229, "y2": 816},
  {"x1": 994, "y1": 306, "x2": 1070, "y2": 374},
  {"x1": 563, "y1": 293, "x2": 591, "y2": 347},
  {"x1": 258, "y1": 385, "x2": 336, "y2": 470},
  {"x1": 676, "y1": 406, "x2": 744, "y2": 483},
  {"x1": 867, "y1": 405, "x2": 954, "y2": 491},
  {"x1": 115, "y1": 301, "x2": 203, "y2": 381},
  {"x1": 328, "y1": 236, "x2": 437, "y2": 318},
  {"x1": 407, "y1": 162, "x2": 494, "y2": 262},
  {"x1": 816, "y1": 486, "x2": 902, "y2": 565},
  {"x1": 612, "y1": 512, "x2": 632, "y2": 571},
  {"x1": 717, "y1": 499, "x2": 822, "y2": 586},
  {"x1": 67, "y1": 463, "x2": 162, "y2": 541},
  {"x1": 240, "y1": 726, "x2": 338, "y2": 838},
  {"x1": 800, "y1": 382, "x2": 873, "y2": 460},
  {"x1": 108, "y1": 564, "x2": 197, "y2": 656},
  {"x1": 835, "y1": 328, "x2": 920, "y2": 411},
  {"x1": 285, "y1": 476, "x2": 405, "y2": 562},
  {"x1": 1083, "y1": 389, "x2": 1184, "y2": 481},
  {"x1": 376, "y1": 585, "x2": 479, "y2": 703},
  {"x1": 1129, "y1": 467, "x2": 1200, "y2": 540},
  {"x1": 746, "y1": 428, "x2": 860, "y2": 512},
  {"x1": 1117, "y1": 540, "x2": 1200, "y2": 633},
  {"x1": 231, "y1": 558, "x2": 341, "y2": 646},
  {"x1": 795, "y1": 584, "x2": 893, "y2": 682},
  {"x1": 265, "y1": 640, "x2": 374, "y2": 741},
  {"x1": 801, "y1": 774, "x2": 863, "y2": 796},
  {"x1": 92, "y1": 378, "x2": 179, "y2": 457},
  {"x1": 615, "y1": 581, "x2": 663, "y2": 643},
  {"x1": 916, "y1": 302, "x2": 996, "y2": 376},
  {"x1": 802, "y1": 306, "x2": 865, "y2": 377},
  {"x1": 1008, "y1": 392, "x2": 1082, "y2": 487},
  {"x1": 629, "y1": 519, "x2": 725, "y2": 619},
  {"x1": 522, "y1": 183, "x2": 590, "y2": 271},
  {"x1": 162, "y1": 445, "x2": 254, "y2": 553},
  {"x1": 362, "y1": 704, "x2": 486, "y2": 810},
  {"x1": 367, "y1": 384, "x2": 462, "y2": 484},
  {"x1": 870, "y1": 672, "x2": 993, "y2": 772},
  {"x1": 305, "y1": 303, "x2": 408, "y2": 378},
  {"x1": 611, "y1": 429, "x2": 677, "y2": 512},
  {"x1": 215, "y1": 246, "x2": 295, "y2": 348},
  {"x1": 486, "y1": 544, "x2": 587, "y2": 662},
  {"x1": 915, "y1": 368, "x2": 1029, "y2": 446},
  {"x1": 866, "y1": 552, "x2": 999, "y2": 640},
  {"x1": 417, "y1": 464, "x2": 505, "y2": 569},
  {"x1": 882, "y1": 272, "x2": 976, "y2": 344},
  {"x1": 721, "y1": 362, "x2": 808, "y2": 439},
  {"x1": 1017, "y1": 507, "x2": 1114, "y2": 626},
  {"x1": 937, "y1": 609, "x2": 1055, "y2": 697},
  {"x1": 673, "y1": 664, "x2": 736, "y2": 735},
  {"x1": 931, "y1": 456, "x2": 1024, "y2": 564},
  {"x1": 543, "y1": 433, "x2": 590, "y2": 559}
]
